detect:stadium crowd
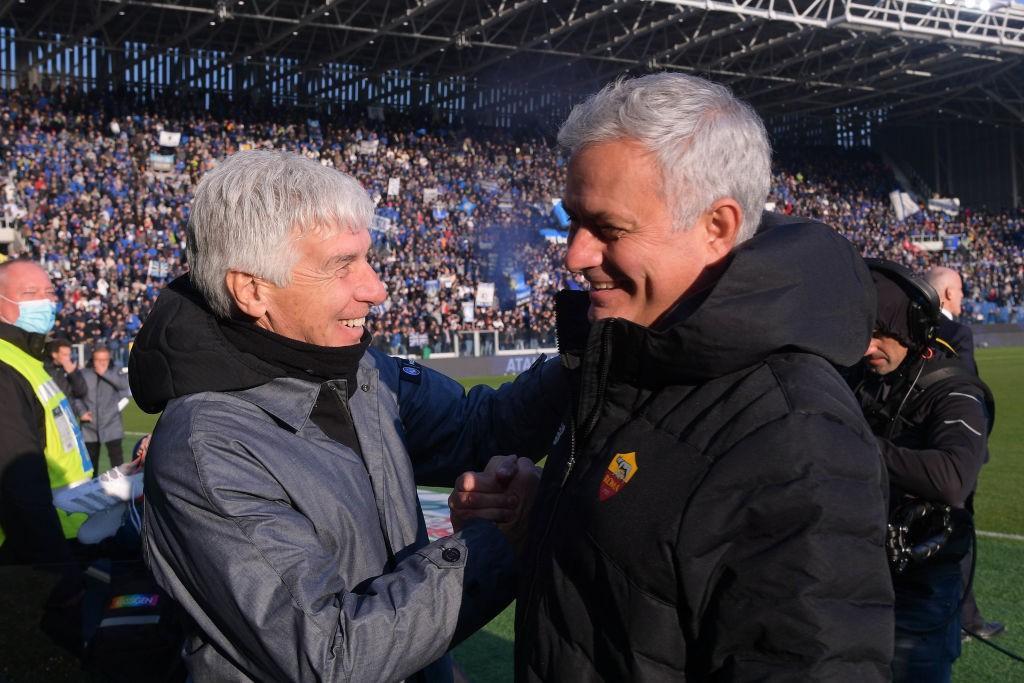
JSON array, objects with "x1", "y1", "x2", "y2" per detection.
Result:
[{"x1": 1, "y1": 85, "x2": 1021, "y2": 364}]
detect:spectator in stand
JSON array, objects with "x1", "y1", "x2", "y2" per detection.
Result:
[
  {"x1": 75, "y1": 346, "x2": 131, "y2": 475},
  {"x1": 44, "y1": 337, "x2": 88, "y2": 416}
]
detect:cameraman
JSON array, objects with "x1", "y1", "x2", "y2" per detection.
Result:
[{"x1": 848, "y1": 260, "x2": 992, "y2": 683}]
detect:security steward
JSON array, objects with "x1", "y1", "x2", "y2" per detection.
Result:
[
  {"x1": 0, "y1": 259, "x2": 92, "y2": 591},
  {"x1": 848, "y1": 259, "x2": 993, "y2": 683}
]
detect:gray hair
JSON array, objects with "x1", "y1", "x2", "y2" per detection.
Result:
[
  {"x1": 187, "y1": 149, "x2": 374, "y2": 317},
  {"x1": 557, "y1": 73, "x2": 771, "y2": 243}
]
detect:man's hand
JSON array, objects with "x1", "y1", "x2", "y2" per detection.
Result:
[
  {"x1": 60, "y1": 358, "x2": 77, "y2": 373},
  {"x1": 80, "y1": 411, "x2": 93, "y2": 423},
  {"x1": 449, "y1": 455, "x2": 540, "y2": 553},
  {"x1": 450, "y1": 454, "x2": 519, "y2": 527}
]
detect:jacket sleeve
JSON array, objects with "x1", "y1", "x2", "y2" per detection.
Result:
[
  {"x1": 680, "y1": 412, "x2": 893, "y2": 681},
  {"x1": 878, "y1": 382, "x2": 988, "y2": 506},
  {"x1": 391, "y1": 356, "x2": 569, "y2": 486},
  {"x1": 144, "y1": 414, "x2": 517, "y2": 683},
  {"x1": 71, "y1": 370, "x2": 91, "y2": 417},
  {"x1": 115, "y1": 370, "x2": 133, "y2": 400},
  {"x1": 65, "y1": 369, "x2": 88, "y2": 401}
]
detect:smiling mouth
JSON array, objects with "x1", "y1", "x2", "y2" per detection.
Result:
[
  {"x1": 340, "y1": 317, "x2": 366, "y2": 327},
  {"x1": 588, "y1": 281, "x2": 619, "y2": 291}
]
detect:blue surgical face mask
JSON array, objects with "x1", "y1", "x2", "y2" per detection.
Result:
[{"x1": 0, "y1": 295, "x2": 57, "y2": 335}]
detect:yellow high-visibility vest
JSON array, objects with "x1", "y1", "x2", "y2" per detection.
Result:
[{"x1": 0, "y1": 338, "x2": 92, "y2": 544}]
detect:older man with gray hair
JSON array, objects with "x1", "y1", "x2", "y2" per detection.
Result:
[
  {"x1": 451, "y1": 73, "x2": 895, "y2": 680},
  {"x1": 130, "y1": 150, "x2": 564, "y2": 681}
]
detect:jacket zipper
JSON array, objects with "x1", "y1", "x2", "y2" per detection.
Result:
[
  {"x1": 560, "y1": 414, "x2": 577, "y2": 488},
  {"x1": 560, "y1": 320, "x2": 615, "y2": 487},
  {"x1": 329, "y1": 382, "x2": 397, "y2": 569},
  {"x1": 522, "y1": 320, "x2": 615, "y2": 661}
]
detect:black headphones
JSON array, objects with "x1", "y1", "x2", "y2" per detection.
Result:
[{"x1": 865, "y1": 258, "x2": 940, "y2": 349}]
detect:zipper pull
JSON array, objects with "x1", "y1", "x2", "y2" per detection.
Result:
[{"x1": 560, "y1": 416, "x2": 577, "y2": 488}]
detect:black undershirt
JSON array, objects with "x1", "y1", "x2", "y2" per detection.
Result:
[{"x1": 219, "y1": 319, "x2": 369, "y2": 455}]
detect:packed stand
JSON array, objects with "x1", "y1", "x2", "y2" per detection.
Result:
[
  {"x1": 1, "y1": 87, "x2": 1021, "y2": 365},
  {"x1": 770, "y1": 148, "x2": 1024, "y2": 324}
]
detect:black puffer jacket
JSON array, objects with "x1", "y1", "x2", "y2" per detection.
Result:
[{"x1": 516, "y1": 213, "x2": 894, "y2": 682}]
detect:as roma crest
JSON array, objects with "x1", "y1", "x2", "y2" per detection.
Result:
[{"x1": 598, "y1": 452, "x2": 638, "y2": 502}]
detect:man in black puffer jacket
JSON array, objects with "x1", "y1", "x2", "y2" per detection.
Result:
[{"x1": 450, "y1": 73, "x2": 894, "y2": 681}]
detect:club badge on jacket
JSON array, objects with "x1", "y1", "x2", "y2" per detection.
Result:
[{"x1": 598, "y1": 452, "x2": 638, "y2": 501}]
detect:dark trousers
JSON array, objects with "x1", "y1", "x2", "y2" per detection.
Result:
[
  {"x1": 892, "y1": 566, "x2": 962, "y2": 683},
  {"x1": 86, "y1": 440, "x2": 124, "y2": 476},
  {"x1": 958, "y1": 548, "x2": 983, "y2": 630},
  {"x1": 960, "y1": 492, "x2": 985, "y2": 630}
]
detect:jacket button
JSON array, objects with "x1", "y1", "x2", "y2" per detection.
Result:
[
  {"x1": 360, "y1": 384, "x2": 370, "y2": 392},
  {"x1": 442, "y1": 547, "x2": 461, "y2": 563}
]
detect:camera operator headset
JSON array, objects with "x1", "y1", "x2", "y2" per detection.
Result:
[{"x1": 849, "y1": 259, "x2": 995, "y2": 682}]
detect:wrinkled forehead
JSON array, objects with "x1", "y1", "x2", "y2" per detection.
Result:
[{"x1": 0, "y1": 262, "x2": 52, "y2": 295}]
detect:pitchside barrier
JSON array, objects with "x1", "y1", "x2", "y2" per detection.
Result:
[
  {"x1": 411, "y1": 325, "x2": 1024, "y2": 379},
  {"x1": 972, "y1": 324, "x2": 1024, "y2": 349},
  {"x1": 418, "y1": 349, "x2": 557, "y2": 378}
]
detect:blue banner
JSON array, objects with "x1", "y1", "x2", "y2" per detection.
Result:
[
  {"x1": 511, "y1": 271, "x2": 532, "y2": 306},
  {"x1": 552, "y1": 200, "x2": 571, "y2": 228}
]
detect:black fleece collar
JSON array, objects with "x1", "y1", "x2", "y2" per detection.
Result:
[
  {"x1": 219, "y1": 318, "x2": 370, "y2": 395},
  {"x1": 0, "y1": 320, "x2": 47, "y2": 358}
]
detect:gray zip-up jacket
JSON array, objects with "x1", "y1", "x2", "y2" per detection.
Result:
[
  {"x1": 75, "y1": 367, "x2": 132, "y2": 443},
  {"x1": 131, "y1": 277, "x2": 567, "y2": 683}
]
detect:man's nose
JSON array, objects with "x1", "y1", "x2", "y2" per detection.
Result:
[
  {"x1": 865, "y1": 337, "x2": 882, "y2": 357},
  {"x1": 356, "y1": 264, "x2": 388, "y2": 305},
  {"x1": 564, "y1": 227, "x2": 603, "y2": 274}
]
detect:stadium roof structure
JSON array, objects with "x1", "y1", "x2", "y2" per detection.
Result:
[{"x1": 4, "y1": 0, "x2": 1024, "y2": 128}]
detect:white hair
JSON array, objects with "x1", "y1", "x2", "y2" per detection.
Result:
[
  {"x1": 557, "y1": 73, "x2": 772, "y2": 243},
  {"x1": 187, "y1": 149, "x2": 373, "y2": 317}
]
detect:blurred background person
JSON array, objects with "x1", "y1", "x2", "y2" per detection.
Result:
[
  {"x1": 76, "y1": 345, "x2": 132, "y2": 475},
  {"x1": 44, "y1": 338, "x2": 88, "y2": 420},
  {"x1": 925, "y1": 265, "x2": 1004, "y2": 642}
]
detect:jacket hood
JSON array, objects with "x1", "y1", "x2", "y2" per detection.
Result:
[
  {"x1": 129, "y1": 276, "x2": 285, "y2": 413},
  {"x1": 558, "y1": 212, "x2": 876, "y2": 386}
]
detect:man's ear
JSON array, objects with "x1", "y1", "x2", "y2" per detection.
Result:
[
  {"x1": 225, "y1": 270, "x2": 271, "y2": 319},
  {"x1": 704, "y1": 198, "x2": 742, "y2": 263}
]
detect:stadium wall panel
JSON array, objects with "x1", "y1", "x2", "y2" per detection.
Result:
[
  {"x1": 972, "y1": 324, "x2": 1024, "y2": 349},
  {"x1": 417, "y1": 352, "x2": 555, "y2": 379}
]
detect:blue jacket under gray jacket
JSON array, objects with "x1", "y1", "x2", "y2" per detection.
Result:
[{"x1": 130, "y1": 277, "x2": 567, "y2": 682}]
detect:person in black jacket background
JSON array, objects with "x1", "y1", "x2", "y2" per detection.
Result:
[
  {"x1": 926, "y1": 266, "x2": 975, "y2": 373},
  {"x1": 924, "y1": 265, "x2": 1003, "y2": 642},
  {"x1": 44, "y1": 338, "x2": 88, "y2": 418},
  {"x1": 850, "y1": 260, "x2": 991, "y2": 682},
  {"x1": 451, "y1": 73, "x2": 894, "y2": 681}
]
